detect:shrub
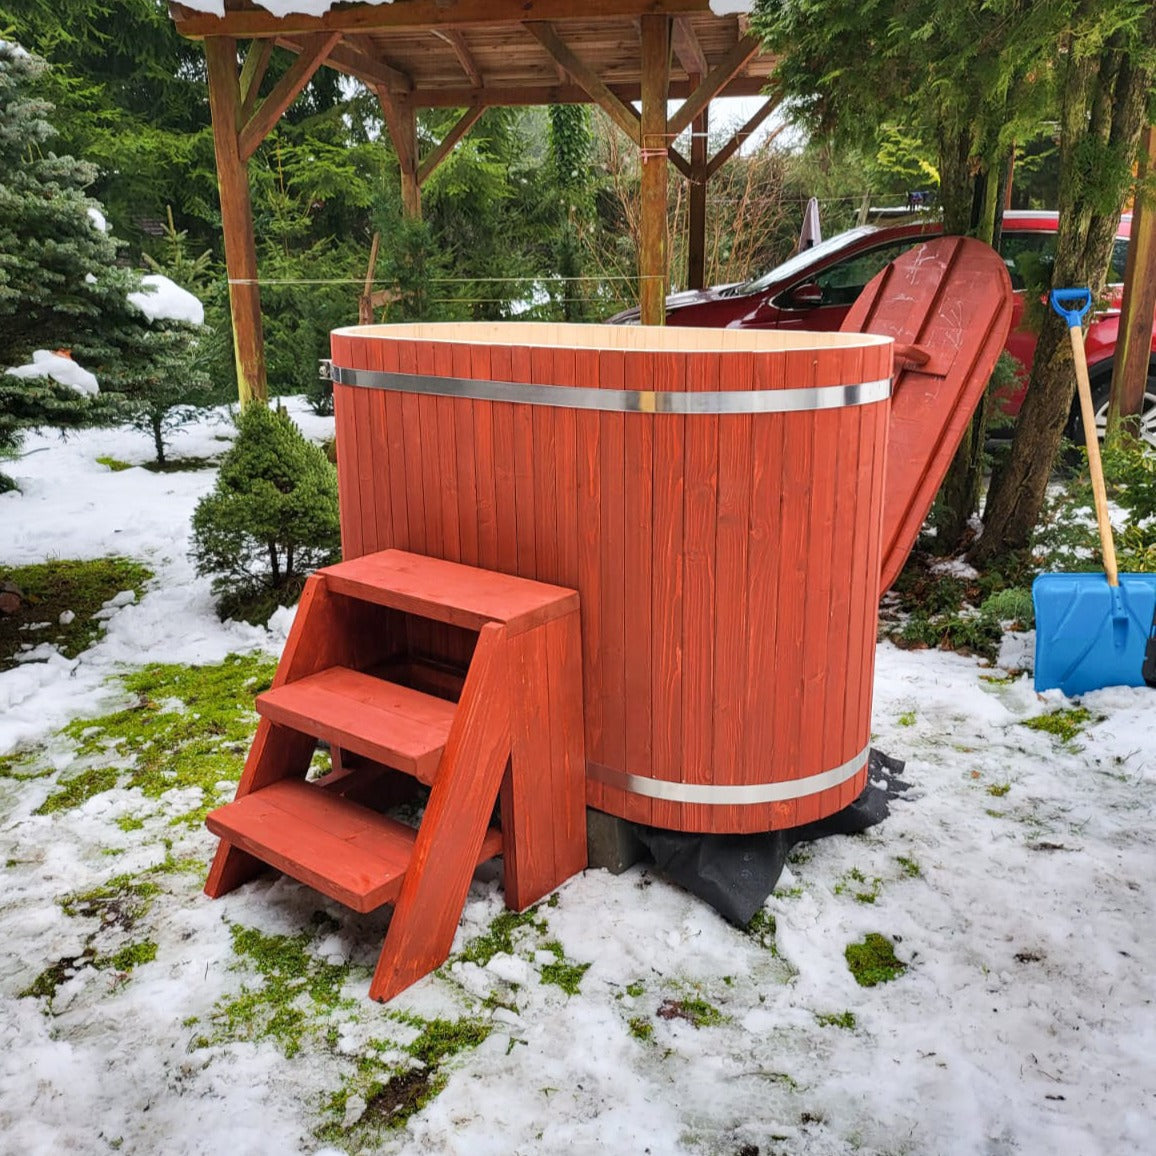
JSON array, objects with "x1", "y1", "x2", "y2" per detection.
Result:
[{"x1": 190, "y1": 404, "x2": 340, "y2": 623}]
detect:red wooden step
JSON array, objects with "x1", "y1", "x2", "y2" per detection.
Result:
[
  {"x1": 256, "y1": 667, "x2": 454, "y2": 784},
  {"x1": 320, "y1": 549, "x2": 578, "y2": 636},
  {"x1": 205, "y1": 778, "x2": 502, "y2": 913}
]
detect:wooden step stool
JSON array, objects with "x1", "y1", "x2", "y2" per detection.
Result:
[{"x1": 203, "y1": 549, "x2": 587, "y2": 1002}]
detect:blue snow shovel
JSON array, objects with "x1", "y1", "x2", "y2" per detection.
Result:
[{"x1": 1033, "y1": 289, "x2": 1156, "y2": 695}]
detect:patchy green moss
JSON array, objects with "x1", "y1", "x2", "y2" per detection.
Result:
[
  {"x1": 987, "y1": 782, "x2": 1011, "y2": 797},
  {"x1": 319, "y1": 1015, "x2": 491, "y2": 1142},
  {"x1": 896, "y1": 855, "x2": 921, "y2": 878},
  {"x1": 38, "y1": 653, "x2": 275, "y2": 819},
  {"x1": 101, "y1": 940, "x2": 157, "y2": 972},
  {"x1": 539, "y1": 943, "x2": 591, "y2": 995},
  {"x1": 116, "y1": 815, "x2": 145, "y2": 832},
  {"x1": 628, "y1": 1017, "x2": 653, "y2": 1041},
  {"x1": 61, "y1": 875, "x2": 160, "y2": 929},
  {"x1": 816, "y1": 1011, "x2": 857, "y2": 1030},
  {"x1": 458, "y1": 906, "x2": 548, "y2": 968},
  {"x1": 657, "y1": 996, "x2": 724, "y2": 1028},
  {"x1": 0, "y1": 748, "x2": 52, "y2": 781},
  {"x1": 1021, "y1": 707, "x2": 1093, "y2": 745},
  {"x1": 835, "y1": 867, "x2": 882, "y2": 904},
  {"x1": 204, "y1": 923, "x2": 359, "y2": 1059},
  {"x1": 625, "y1": 980, "x2": 646, "y2": 998},
  {"x1": 897, "y1": 710, "x2": 917, "y2": 727},
  {"x1": 845, "y1": 933, "x2": 906, "y2": 988},
  {"x1": 96, "y1": 455, "x2": 133, "y2": 472},
  {"x1": 746, "y1": 908, "x2": 778, "y2": 952},
  {"x1": 0, "y1": 557, "x2": 153, "y2": 671}
]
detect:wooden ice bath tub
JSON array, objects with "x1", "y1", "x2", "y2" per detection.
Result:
[{"x1": 328, "y1": 323, "x2": 893, "y2": 834}]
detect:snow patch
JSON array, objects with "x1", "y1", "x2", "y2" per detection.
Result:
[
  {"x1": 127, "y1": 274, "x2": 205, "y2": 326},
  {"x1": 6, "y1": 350, "x2": 99, "y2": 397}
]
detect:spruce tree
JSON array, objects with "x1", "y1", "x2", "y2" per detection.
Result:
[
  {"x1": 190, "y1": 404, "x2": 341, "y2": 622},
  {"x1": 0, "y1": 42, "x2": 121, "y2": 472}
]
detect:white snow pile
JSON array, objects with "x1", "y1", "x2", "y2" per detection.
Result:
[
  {"x1": 1, "y1": 402, "x2": 1155, "y2": 1155},
  {"x1": 5, "y1": 349, "x2": 99, "y2": 396},
  {"x1": 86, "y1": 205, "x2": 108, "y2": 232},
  {"x1": 127, "y1": 273, "x2": 205, "y2": 326}
]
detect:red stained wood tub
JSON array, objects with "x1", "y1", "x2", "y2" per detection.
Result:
[{"x1": 328, "y1": 323, "x2": 893, "y2": 835}]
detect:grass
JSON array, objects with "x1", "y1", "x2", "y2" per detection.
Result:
[
  {"x1": 845, "y1": 933, "x2": 907, "y2": 988},
  {"x1": 96, "y1": 455, "x2": 133, "y2": 472},
  {"x1": 37, "y1": 653, "x2": 275, "y2": 822},
  {"x1": 457, "y1": 906, "x2": 549, "y2": 969},
  {"x1": 0, "y1": 557, "x2": 153, "y2": 671},
  {"x1": 815, "y1": 1011, "x2": 857, "y2": 1030},
  {"x1": 1021, "y1": 707, "x2": 1093, "y2": 744},
  {"x1": 539, "y1": 940, "x2": 592, "y2": 995},
  {"x1": 835, "y1": 867, "x2": 882, "y2": 904},
  {"x1": 656, "y1": 996, "x2": 724, "y2": 1028},
  {"x1": 896, "y1": 855, "x2": 921, "y2": 878}
]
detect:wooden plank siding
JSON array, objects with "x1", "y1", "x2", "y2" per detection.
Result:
[{"x1": 330, "y1": 323, "x2": 890, "y2": 833}]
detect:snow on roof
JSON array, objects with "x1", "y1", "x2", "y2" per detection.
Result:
[
  {"x1": 6, "y1": 350, "x2": 99, "y2": 397},
  {"x1": 174, "y1": 0, "x2": 755, "y2": 18},
  {"x1": 127, "y1": 274, "x2": 205, "y2": 326}
]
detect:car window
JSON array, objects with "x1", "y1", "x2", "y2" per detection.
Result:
[
  {"x1": 1109, "y1": 237, "x2": 1129, "y2": 283},
  {"x1": 774, "y1": 239, "x2": 919, "y2": 309},
  {"x1": 998, "y1": 232, "x2": 1054, "y2": 292},
  {"x1": 739, "y1": 227, "x2": 879, "y2": 293}
]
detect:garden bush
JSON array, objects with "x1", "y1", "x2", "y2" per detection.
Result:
[{"x1": 190, "y1": 404, "x2": 340, "y2": 623}]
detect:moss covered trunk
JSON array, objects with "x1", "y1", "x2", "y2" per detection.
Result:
[{"x1": 971, "y1": 26, "x2": 1153, "y2": 564}]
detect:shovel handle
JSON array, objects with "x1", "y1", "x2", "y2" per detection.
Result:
[{"x1": 1064, "y1": 316, "x2": 1120, "y2": 587}]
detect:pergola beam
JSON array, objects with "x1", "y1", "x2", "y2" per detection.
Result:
[
  {"x1": 325, "y1": 36, "x2": 414, "y2": 92},
  {"x1": 706, "y1": 93, "x2": 781, "y2": 178},
  {"x1": 418, "y1": 104, "x2": 486, "y2": 185},
  {"x1": 687, "y1": 81, "x2": 708, "y2": 289},
  {"x1": 239, "y1": 31, "x2": 340, "y2": 159},
  {"x1": 238, "y1": 40, "x2": 273, "y2": 122},
  {"x1": 668, "y1": 32, "x2": 760, "y2": 138},
  {"x1": 378, "y1": 88, "x2": 421, "y2": 219},
  {"x1": 412, "y1": 75, "x2": 769, "y2": 108},
  {"x1": 432, "y1": 29, "x2": 484, "y2": 89},
  {"x1": 524, "y1": 22, "x2": 641, "y2": 145},
  {"x1": 672, "y1": 17, "x2": 707, "y2": 76},
  {"x1": 172, "y1": 0, "x2": 710, "y2": 39},
  {"x1": 1110, "y1": 122, "x2": 1156, "y2": 424}
]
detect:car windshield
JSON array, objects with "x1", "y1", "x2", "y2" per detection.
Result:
[{"x1": 736, "y1": 226, "x2": 880, "y2": 293}]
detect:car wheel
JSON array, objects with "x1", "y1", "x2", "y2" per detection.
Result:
[{"x1": 1070, "y1": 364, "x2": 1156, "y2": 449}]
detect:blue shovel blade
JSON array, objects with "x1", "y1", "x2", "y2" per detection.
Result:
[{"x1": 1033, "y1": 572, "x2": 1156, "y2": 695}]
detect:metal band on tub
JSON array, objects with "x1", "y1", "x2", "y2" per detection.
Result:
[
  {"x1": 321, "y1": 361, "x2": 891, "y2": 414},
  {"x1": 587, "y1": 742, "x2": 871, "y2": 805}
]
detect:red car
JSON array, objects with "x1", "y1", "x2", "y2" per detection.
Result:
[{"x1": 609, "y1": 211, "x2": 1156, "y2": 442}]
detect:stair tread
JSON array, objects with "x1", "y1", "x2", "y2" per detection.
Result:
[
  {"x1": 320, "y1": 549, "x2": 578, "y2": 636},
  {"x1": 206, "y1": 778, "x2": 503, "y2": 913},
  {"x1": 257, "y1": 667, "x2": 454, "y2": 784}
]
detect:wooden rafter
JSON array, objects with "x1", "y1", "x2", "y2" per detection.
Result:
[
  {"x1": 667, "y1": 32, "x2": 760, "y2": 138},
  {"x1": 706, "y1": 93, "x2": 781, "y2": 178},
  {"x1": 413, "y1": 75, "x2": 768, "y2": 108},
  {"x1": 418, "y1": 105, "x2": 486, "y2": 184},
  {"x1": 238, "y1": 40, "x2": 273, "y2": 122},
  {"x1": 523, "y1": 21, "x2": 640, "y2": 145},
  {"x1": 171, "y1": 0, "x2": 710, "y2": 40},
  {"x1": 326, "y1": 36, "x2": 413, "y2": 92},
  {"x1": 432, "y1": 29, "x2": 483, "y2": 88},
  {"x1": 671, "y1": 17, "x2": 707, "y2": 76},
  {"x1": 239, "y1": 31, "x2": 340, "y2": 159},
  {"x1": 668, "y1": 148, "x2": 691, "y2": 179}
]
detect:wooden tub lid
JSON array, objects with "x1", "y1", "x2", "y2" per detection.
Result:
[{"x1": 842, "y1": 236, "x2": 1014, "y2": 595}]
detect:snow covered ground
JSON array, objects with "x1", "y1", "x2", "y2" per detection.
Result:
[{"x1": 1, "y1": 404, "x2": 1153, "y2": 1156}]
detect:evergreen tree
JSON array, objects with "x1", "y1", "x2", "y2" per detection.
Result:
[
  {"x1": 0, "y1": 43, "x2": 120, "y2": 481},
  {"x1": 190, "y1": 404, "x2": 341, "y2": 622}
]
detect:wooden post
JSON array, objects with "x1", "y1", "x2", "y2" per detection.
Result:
[
  {"x1": 639, "y1": 15, "x2": 670, "y2": 326},
  {"x1": 204, "y1": 37, "x2": 267, "y2": 406},
  {"x1": 687, "y1": 80, "x2": 708, "y2": 291},
  {"x1": 380, "y1": 89, "x2": 421, "y2": 220},
  {"x1": 1110, "y1": 123, "x2": 1156, "y2": 427}
]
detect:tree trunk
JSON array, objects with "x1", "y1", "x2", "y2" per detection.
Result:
[
  {"x1": 268, "y1": 540, "x2": 281, "y2": 587},
  {"x1": 151, "y1": 413, "x2": 165, "y2": 465},
  {"x1": 971, "y1": 24, "x2": 1153, "y2": 565}
]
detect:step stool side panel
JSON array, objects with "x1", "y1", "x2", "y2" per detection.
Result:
[
  {"x1": 500, "y1": 624, "x2": 558, "y2": 911},
  {"x1": 369, "y1": 623, "x2": 512, "y2": 1002},
  {"x1": 204, "y1": 719, "x2": 317, "y2": 898},
  {"x1": 546, "y1": 609, "x2": 588, "y2": 883}
]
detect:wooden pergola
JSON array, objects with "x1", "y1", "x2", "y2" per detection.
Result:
[{"x1": 170, "y1": 0, "x2": 781, "y2": 404}]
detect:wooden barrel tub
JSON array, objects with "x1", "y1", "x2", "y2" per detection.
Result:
[{"x1": 327, "y1": 322, "x2": 893, "y2": 835}]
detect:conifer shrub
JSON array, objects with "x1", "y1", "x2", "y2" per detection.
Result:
[{"x1": 190, "y1": 405, "x2": 340, "y2": 623}]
